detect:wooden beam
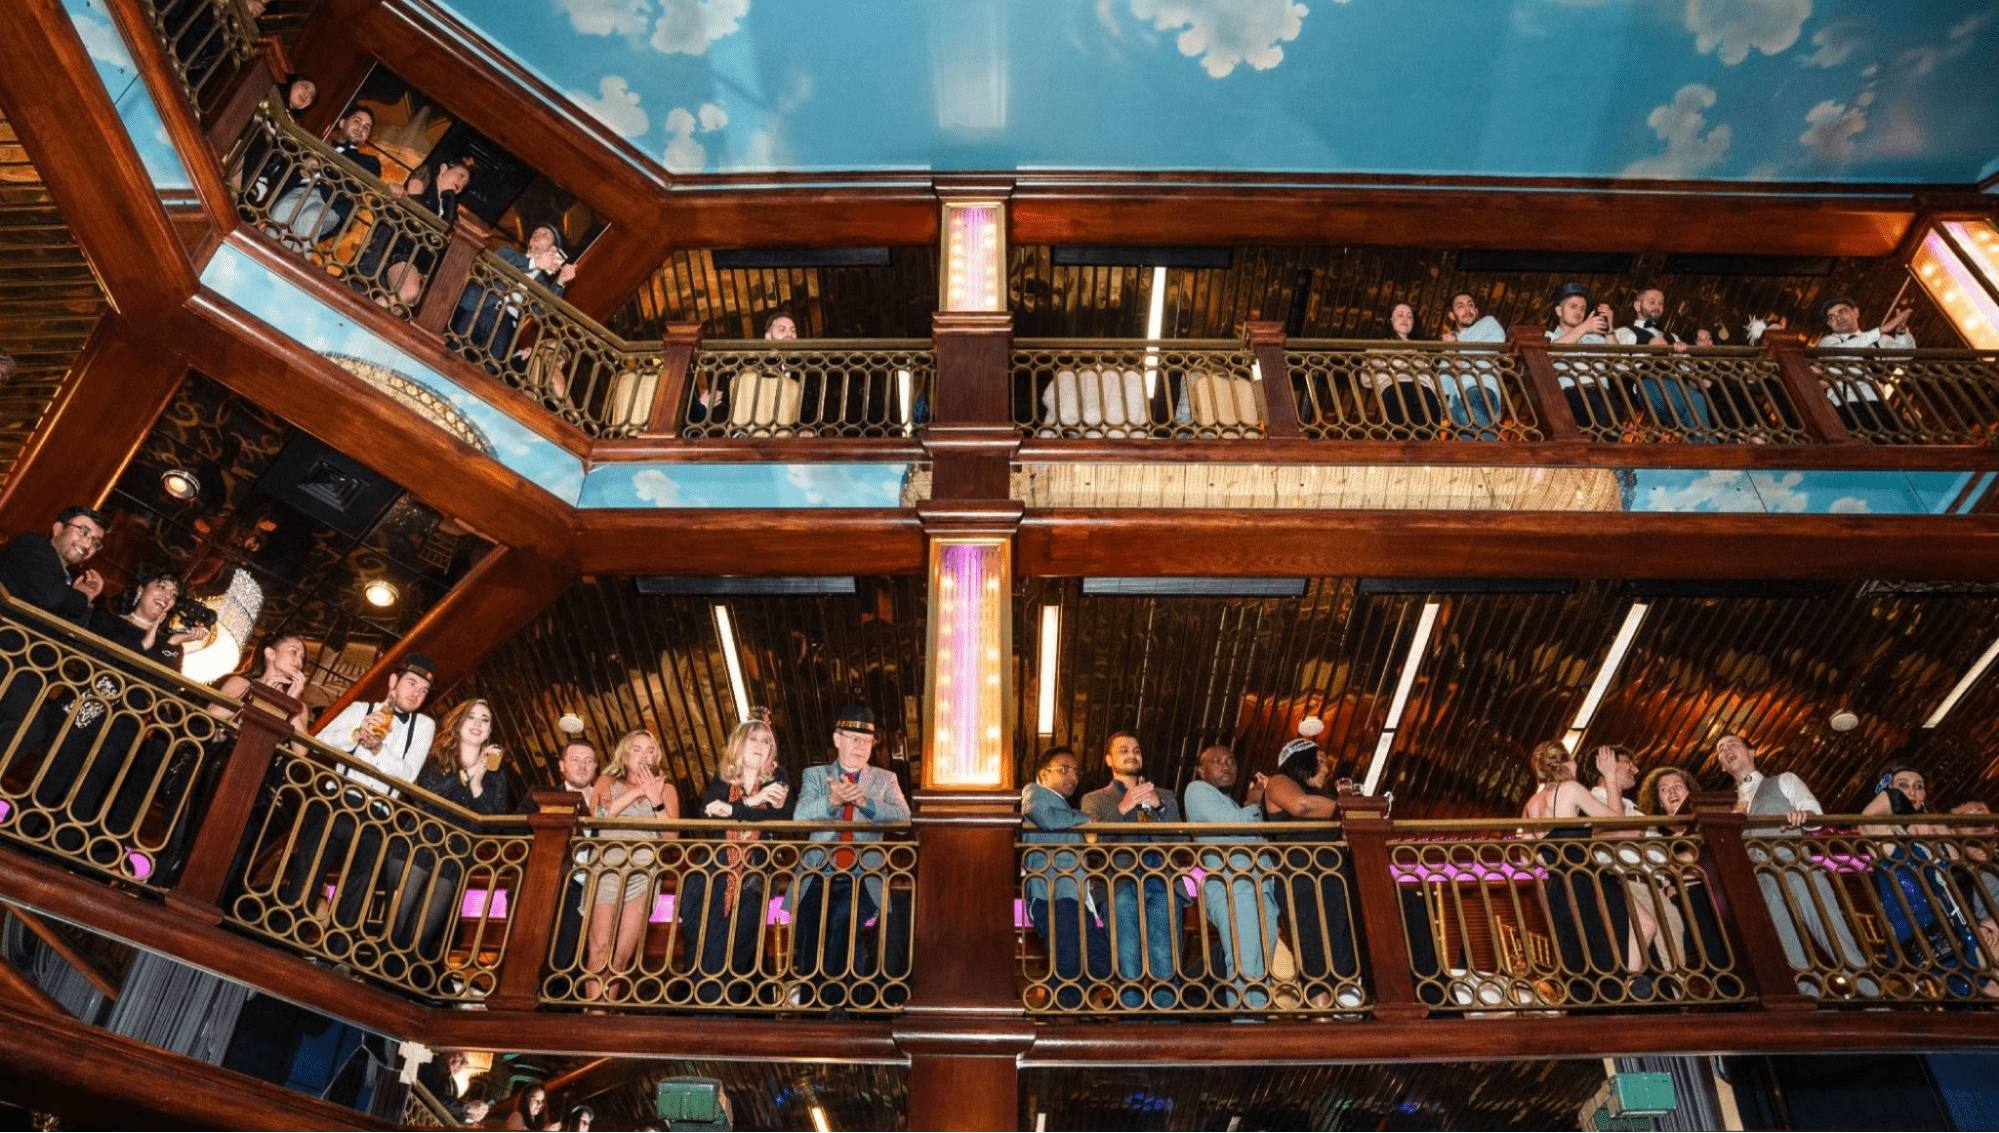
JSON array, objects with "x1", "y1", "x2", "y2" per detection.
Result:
[
  {"x1": 0, "y1": 0, "x2": 198, "y2": 328},
  {"x1": 568, "y1": 510, "x2": 927, "y2": 575},
  {"x1": 1017, "y1": 510, "x2": 1999, "y2": 580},
  {"x1": 423, "y1": 1009, "x2": 903, "y2": 1062},
  {"x1": 178, "y1": 294, "x2": 576, "y2": 560},
  {"x1": 1004, "y1": 439, "x2": 1999, "y2": 472},
  {"x1": 0, "y1": 999, "x2": 393, "y2": 1130},
  {"x1": 3, "y1": 903, "x2": 119, "y2": 1002},
  {"x1": 102, "y1": 0, "x2": 238, "y2": 262},
  {"x1": 559, "y1": 223, "x2": 677, "y2": 322},
  {"x1": 316, "y1": 544, "x2": 574, "y2": 723},
  {"x1": 288, "y1": 0, "x2": 381, "y2": 138},
  {"x1": 0, "y1": 314, "x2": 187, "y2": 536},
  {"x1": 0, "y1": 952, "x2": 66, "y2": 1019}
]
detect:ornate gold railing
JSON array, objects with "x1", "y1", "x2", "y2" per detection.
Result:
[
  {"x1": 223, "y1": 737, "x2": 529, "y2": 1003},
  {"x1": 1388, "y1": 819, "x2": 1748, "y2": 1013},
  {"x1": 223, "y1": 95, "x2": 454, "y2": 316},
  {"x1": 443, "y1": 251, "x2": 666, "y2": 438},
  {"x1": 134, "y1": 0, "x2": 261, "y2": 118},
  {"x1": 538, "y1": 819, "x2": 915, "y2": 1013},
  {"x1": 1017, "y1": 822, "x2": 1368, "y2": 1015},
  {"x1": 1012, "y1": 341, "x2": 1267, "y2": 439},
  {"x1": 1744, "y1": 818, "x2": 1999, "y2": 1005},
  {"x1": 1546, "y1": 345, "x2": 1809, "y2": 445},
  {"x1": 681, "y1": 341, "x2": 933, "y2": 438},
  {"x1": 1804, "y1": 350, "x2": 1999, "y2": 446},
  {"x1": 0, "y1": 590, "x2": 240, "y2": 891},
  {"x1": 1288, "y1": 340, "x2": 1545, "y2": 442}
]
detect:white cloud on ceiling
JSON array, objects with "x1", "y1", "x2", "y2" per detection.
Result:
[
  {"x1": 650, "y1": 0, "x2": 750, "y2": 55},
  {"x1": 73, "y1": 1, "x2": 135, "y2": 70},
  {"x1": 784, "y1": 464, "x2": 900, "y2": 507},
  {"x1": 1801, "y1": 18, "x2": 1866, "y2": 67},
  {"x1": 1128, "y1": 0, "x2": 1311, "y2": 78},
  {"x1": 1640, "y1": 469, "x2": 1752, "y2": 511},
  {"x1": 555, "y1": 0, "x2": 651, "y2": 37},
  {"x1": 1799, "y1": 91, "x2": 1872, "y2": 163},
  {"x1": 1828, "y1": 496, "x2": 1872, "y2": 513},
  {"x1": 1684, "y1": 0, "x2": 1811, "y2": 65},
  {"x1": 1621, "y1": 83, "x2": 1733, "y2": 177},
  {"x1": 568, "y1": 75, "x2": 650, "y2": 138},
  {"x1": 1897, "y1": 7, "x2": 1991, "y2": 77},
  {"x1": 1748, "y1": 471, "x2": 1809, "y2": 512},
  {"x1": 662, "y1": 102, "x2": 727, "y2": 172},
  {"x1": 632, "y1": 469, "x2": 685, "y2": 507}
]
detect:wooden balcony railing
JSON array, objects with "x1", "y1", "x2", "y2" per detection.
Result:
[
  {"x1": 1012, "y1": 340, "x2": 1266, "y2": 439},
  {"x1": 680, "y1": 341, "x2": 934, "y2": 438},
  {"x1": 133, "y1": 0, "x2": 260, "y2": 120},
  {"x1": 1287, "y1": 339, "x2": 1543, "y2": 442},
  {"x1": 1545, "y1": 345, "x2": 1809, "y2": 445},
  {"x1": 1804, "y1": 349, "x2": 1999, "y2": 446}
]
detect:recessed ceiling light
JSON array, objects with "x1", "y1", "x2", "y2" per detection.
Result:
[
  {"x1": 160, "y1": 468, "x2": 200, "y2": 501},
  {"x1": 362, "y1": 579, "x2": 399, "y2": 608}
]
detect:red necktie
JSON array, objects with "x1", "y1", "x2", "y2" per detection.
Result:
[{"x1": 833, "y1": 770, "x2": 860, "y2": 870}]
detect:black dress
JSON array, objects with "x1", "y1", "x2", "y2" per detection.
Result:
[
  {"x1": 1538, "y1": 823, "x2": 1635, "y2": 997},
  {"x1": 677, "y1": 770, "x2": 795, "y2": 1003},
  {"x1": 1263, "y1": 783, "x2": 1360, "y2": 988}
]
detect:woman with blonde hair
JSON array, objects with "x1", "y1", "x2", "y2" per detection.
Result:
[
  {"x1": 581, "y1": 728, "x2": 679, "y2": 1002},
  {"x1": 1522, "y1": 741, "x2": 1646, "y2": 999},
  {"x1": 678, "y1": 713, "x2": 794, "y2": 1003}
]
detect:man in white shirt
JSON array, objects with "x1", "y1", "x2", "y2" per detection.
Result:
[
  {"x1": 1613, "y1": 286, "x2": 1712, "y2": 439},
  {"x1": 1548, "y1": 282, "x2": 1622, "y2": 434},
  {"x1": 1813, "y1": 295, "x2": 1914, "y2": 435},
  {"x1": 1716, "y1": 734, "x2": 1867, "y2": 983},
  {"x1": 1437, "y1": 291, "x2": 1508, "y2": 435}
]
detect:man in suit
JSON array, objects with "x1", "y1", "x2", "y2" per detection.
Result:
[
  {"x1": 789, "y1": 704, "x2": 909, "y2": 1006},
  {"x1": 0, "y1": 505, "x2": 109, "y2": 765}
]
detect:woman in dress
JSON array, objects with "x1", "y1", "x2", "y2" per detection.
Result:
[
  {"x1": 678, "y1": 715, "x2": 793, "y2": 1003},
  {"x1": 1260, "y1": 738, "x2": 1359, "y2": 1010},
  {"x1": 1521, "y1": 742, "x2": 1644, "y2": 997},
  {"x1": 416, "y1": 699, "x2": 513, "y2": 815},
  {"x1": 1860, "y1": 762, "x2": 1981, "y2": 996},
  {"x1": 1635, "y1": 766, "x2": 1730, "y2": 968},
  {"x1": 582, "y1": 728, "x2": 679, "y2": 1002}
]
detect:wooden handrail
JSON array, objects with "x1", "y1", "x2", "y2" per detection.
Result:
[{"x1": 1506, "y1": 324, "x2": 1586, "y2": 442}]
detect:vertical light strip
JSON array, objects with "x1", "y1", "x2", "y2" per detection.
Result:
[
  {"x1": 810, "y1": 1104, "x2": 832, "y2": 1133},
  {"x1": 1036, "y1": 603, "x2": 1061, "y2": 735},
  {"x1": 897, "y1": 368, "x2": 914, "y2": 434},
  {"x1": 1913, "y1": 228, "x2": 1999, "y2": 348},
  {"x1": 1565, "y1": 602, "x2": 1650, "y2": 749},
  {"x1": 713, "y1": 604, "x2": 750, "y2": 725},
  {"x1": 1144, "y1": 264, "x2": 1167, "y2": 397},
  {"x1": 1922, "y1": 635, "x2": 1999, "y2": 729},
  {"x1": 927, "y1": 539, "x2": 1010, "y2": 787},
  {"x1": 1361, "y1": 600, "x2": 1442, "y2": 795},
  {"x1": 941, "y1": 201, "x2": 1004, "y2": 311}
]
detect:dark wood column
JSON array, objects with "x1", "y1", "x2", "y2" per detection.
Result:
[
  {"x1": 1689, "y1": 793, "x2": 1815, "y2": 1014},
  {"x1": 488, "y1": 788, "x2": 583, "y2": 1011},
  {"x1": 165, "y1": 683, "x2": 302, "y2": 922},
  {"x1": 1507, "y1": 325, "x2": 1585, "y2": 443},
  {"x1": 0, "y1": 0, "x2": 199, "y2": 329},
  {"x1": 1337, "y1": 795, "x2": 1424, "y2": 1021},
  {"x1": 1765, "y1": 329, "x2": 1857, "y2": 444},
  {"x1": 1245, "y1": 320, "x2": 1303, "y2": 439},
  {"x1": 0, "y1": 315, "x2": 186, "y2": 535}
]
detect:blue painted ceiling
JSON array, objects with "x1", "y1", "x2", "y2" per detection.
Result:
[{"x1": 439, "y1": 0, "x2": 1999, "y2": 183}]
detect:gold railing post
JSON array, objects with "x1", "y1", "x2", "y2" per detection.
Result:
[
  {"x1": 1689, "y1": 792, "x2": 1816, "y2": 1014},
  {"x1": 1244, "y1": 321, "x2": 1303, "y2": 438},
  {"x1": 1336, "y1": 796, "x2": 1425, "y2": 1020},
  {"x1": 1507, "y1": 325, "x2": 1585, "y2": 442},
  {"x1": 412, "y1": 211, "x2": 492, "y2": 337},
  {"x1": 643, "y1": 322, "x2": 703, "y2": 435},
  {"x1": 163, "y1": 682, "x2": 300, "y2": 922},
  {"x1": 1765, "y1": 330, "x2": 1857, "y2": 445},
  {"x1": 486, "y1": 788, "x2": 582, "y2": 1011}
]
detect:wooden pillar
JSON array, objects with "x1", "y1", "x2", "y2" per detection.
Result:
[
  {"x1": 925, "y1": 312, "x2": 1019, "y2": 503},
  {"x1": 205, "y1": 58, "x2": 277, "y2": 163},
  {"x1": 487, "y1": 788, "x2": 583, "y2": 1011},
  {"x1": 1689, "y1": 793, "x2": 1815, "y2": 1014},
  {"x1": 413, "y1": 211, "x2": 493, "y2": 337},
  {"x1": 164, "y1": 683, "x2": 301, "y2": 922},
  {"x1": 102, "y1": 0, "x2": 238, "y2": 253},
  {"x1": 1244, "y1": 320, "x2": 1303, "y2": 439},
  {"x1": 0, "y1": 315, "x2": 186, "y2": 536},
  {"x1": 287, "y1": 0, "x2": 380, "y2": 138},
  {"x1": 643, "y1": 323, "x2": 703, "y2": 436},
  {"x1": 1507, "y1": 325, "x2": 1585, "y2": 443},
  {"x1": 1764, "y1": 330, "x2": 1856, "y2": 445},
  {"x1": 1335, "y1": 795, "x2": 1425, "y2": 1021},
  {"x1": 559, "y1": 226, "x2": 675, "y2": 323}
]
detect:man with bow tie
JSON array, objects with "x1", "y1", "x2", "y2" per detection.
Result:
[
  {"x1": 789, "y1": 704, "x2": 909, "y2": 1009},
  {"x1": 1613, "y1": 286, "x2": 1713, "y2": 440},
  {"x1": 282, "y1": 654, "x2": 441, "y2": 951}
]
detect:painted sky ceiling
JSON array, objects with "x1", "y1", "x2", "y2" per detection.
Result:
[{"x1": 442, "y1": 0, "x2": 1999, "y2": 182}]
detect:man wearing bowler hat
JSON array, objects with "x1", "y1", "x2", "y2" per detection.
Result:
[{"x1": 789, "y1": 704, "x2": 910, "y2": 1007}]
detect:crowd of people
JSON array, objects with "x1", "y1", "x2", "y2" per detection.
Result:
[{"x1": 1020, "y1": 726, "x2": 1999, "y2": 1011}]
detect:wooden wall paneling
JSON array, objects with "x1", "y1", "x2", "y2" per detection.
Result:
[
  {"x1": 560, "y1": 224, "x2": 676, "y2": 321},
  {"x1": 0, "y1": 998, "x2": 394, "y2": 1130},
  {"x1": 1017, "y1": 510, "x2": 1999, "y2": 583},
  {"x1": 0, "y1": 0, "x2": 199, "y2": 329},
  {"x1": 180, "y1": 293, "x2": 576, "y2": 558},
  {"x1": 0, "y1": 313, "x2": 187, "y2": 535},
  {"x1": 288, "y1": 0, "x2": 380, "y2": 137},
  {"x1": 568, "y1": 510, "x2": 927, "y2": 576}
]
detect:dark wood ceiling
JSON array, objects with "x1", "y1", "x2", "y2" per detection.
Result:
[
  {"x1": 608, "y1": 243, "x2": 1950, "y2": 346},
  {"x1": 0, "y1": 109, "x2": 108, "y2": 487},
  {"x1": 460, "y1": 575, "x2": 1999, "y2": 818}
]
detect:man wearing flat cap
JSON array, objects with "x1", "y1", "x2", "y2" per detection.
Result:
[
  {"x1": 789, "y1": 704, "x2": 910, "y2": 1004},
  {"x1": 288, "y1": 653, "x2": 444, "y2": 948}
]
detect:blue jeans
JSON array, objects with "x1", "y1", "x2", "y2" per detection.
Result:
[
  {"x1": 1027, "y1": 894, "x2": 1111, "y2": 1008},
  {"x1": 1635, "y1": 377, "x2": 1712, "y2": 441},
  {"x1": 1108, "y1": 871, "x2": 1179, "y2": 1006},
  {"x1": 1442, "y1": 379, "x2": 1503, "y2": 439}
]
